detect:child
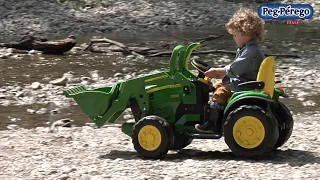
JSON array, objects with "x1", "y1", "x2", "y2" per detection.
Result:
[{"x1": 195, "y1": 8, "x2": 266, "y2": 133}]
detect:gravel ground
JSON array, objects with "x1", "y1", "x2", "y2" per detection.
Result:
[
  {"x1": 0, "y1": 113, "x2": 319, "y2": 180},
  {"x1": 0, "y1": 0, "x2": 319, "y2": 39}
]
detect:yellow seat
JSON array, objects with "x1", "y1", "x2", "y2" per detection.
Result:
[{"x1": 256, "y1": 56, "x2": 276, "y2": 97}]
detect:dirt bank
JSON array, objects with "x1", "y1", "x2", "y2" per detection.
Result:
[{"x1": 1, "y1": 0, "x2": 319, "y2": 40}]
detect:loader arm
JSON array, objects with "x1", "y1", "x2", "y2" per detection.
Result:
[{"x1": 63, "y1": 43, "x2": 198, "y2": 127}]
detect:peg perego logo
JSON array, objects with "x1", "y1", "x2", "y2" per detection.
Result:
[{"x1": 258, "y1": 4, "x2": 314, "y2": 20}]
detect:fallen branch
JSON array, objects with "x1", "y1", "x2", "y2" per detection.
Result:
[
  {"x1": 147, "y1": 49, "x2": 300, "y2": 58},
  {"x1": 191, "y1": 35, "x2": 224, "y2": 43},
  {"x1": 156, "y1": 29, "x2": 190, "y2": 41},
  {"x1": 264, "y1": 53, "x2": 300, "y2": 58},
  {"x1": 156, "y1": 29, "x2": 224, "y2": 43},
  {"x1": 82, "y1": 37, "x2": 300, "y2": 58},
  {"x1": 83, "y1": 38, "x2": 130, "y2": 54}
]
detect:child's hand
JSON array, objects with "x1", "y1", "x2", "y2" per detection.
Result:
[{"x1": 204, "y1": 68, "x2": 225, "y2": 79}]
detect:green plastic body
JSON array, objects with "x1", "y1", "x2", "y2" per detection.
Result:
[{"x1": 63, "y1": 42, "x2": 286, "y2": 137}]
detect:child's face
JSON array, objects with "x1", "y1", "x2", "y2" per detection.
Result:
[{"x1": 232, "y1": 31, "x2": 252, "y2": 47}]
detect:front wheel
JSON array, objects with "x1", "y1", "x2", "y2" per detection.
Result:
[
  {"x1": 132, "y1": 116, "x2": 173, "y2": 159},
  {"x1": 224, "y1": 105, "x2": 279, "y2": 158}
]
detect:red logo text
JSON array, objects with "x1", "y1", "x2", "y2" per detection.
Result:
[{"x1": 286, "y1": 20, "x2": 300, "y2": 25}]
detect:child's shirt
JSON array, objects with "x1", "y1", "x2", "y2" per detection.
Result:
[{"x1": 222, "y1": 39, "x2": 265, "y2": 92}]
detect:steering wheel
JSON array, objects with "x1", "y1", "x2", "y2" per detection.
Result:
[{"x1": 190, "y1": 59, "x2": 213, "y2": 85}]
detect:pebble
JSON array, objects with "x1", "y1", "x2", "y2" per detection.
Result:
[
  {"x1": 289, "y1": 47, "x2": 299, "y2": 52},
  {"x1": 31, "y1": 82, "x2": 41, "y2": 90},
  {"x1": 36, "y1": 108, "x2": 47, "y2": 115},
  {"x1": 49, "y1": 77, "x2": 68, "y2": 86},
  {"x1": 303, "y1": 100, "x2": 317, "y2": 107},
  {"x1": 15, "y1": 91, "x2": 24, "y2": 97},
  {"x1": 114, "y1": 73, "x2": 122, "y2": 77},
  {"x1": 6, "y1": 124, "x2": 20, "y2": 130},
  {"x1": 10, "y1": 117, "x2": 21, "y2": 122},
  {"x1": 123, "y1": 114, "x2": 133, "y2": 120}
]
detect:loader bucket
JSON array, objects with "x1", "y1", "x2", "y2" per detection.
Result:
[{"x1": 63, "y1": 83, "x2": 120, "y2": 119}]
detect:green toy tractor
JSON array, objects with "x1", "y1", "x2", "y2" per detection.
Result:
[{"x1": 63, "y1": 42, "x2": 293, "y2": 159}]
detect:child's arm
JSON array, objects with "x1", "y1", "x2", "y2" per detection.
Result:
[
  {"x1": 204, "y1": 68, "x2": 225, "y2": 78},
  {"x1": 204, "y1": 48, "x2": 254, "y2": 79}
]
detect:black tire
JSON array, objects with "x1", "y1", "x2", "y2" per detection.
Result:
[
  {"x1": 170, "y1": 132, "x2": 193, "y2": 150},
  {"x1": 132, "y1": 115, "x2": 173, "y2": 159},
  {"x1": 224, "y1": 105, "x2": 279, "y2": 158},
  {"x1": 274, "y1": 102, "x2": 294, "y2": 149}
]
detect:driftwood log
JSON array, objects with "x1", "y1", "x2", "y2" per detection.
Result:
[
  {"x1": 0, "y1": 35, "x2": 76, "y2": 55},
  {"x1": 82, "y1": 35, "x2": 300, "y2": 58}
]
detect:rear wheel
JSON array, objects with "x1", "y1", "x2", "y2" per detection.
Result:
[
  {"x1": 224, "y1": 105, "x2": 279, "y2": 158},
  {"x1": 132, "y1": 116, "x2": 173, "y2": 159},
  {"x1": 274, "y1": 102, "x2": 294, "y2": 149}
]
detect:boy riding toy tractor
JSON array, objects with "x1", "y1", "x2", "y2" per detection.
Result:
[{"x1": 63, "y1": 42, "x2": 294, "y2": 159}]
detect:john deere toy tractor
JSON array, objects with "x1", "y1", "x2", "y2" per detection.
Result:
[{"x1": 63, "y1": 42, "x2": 293, "y2": 159}]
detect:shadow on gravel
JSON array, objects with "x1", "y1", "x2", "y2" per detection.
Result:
[{"x1": 100, "y1": 149, "x2": 320, "y2": 166}]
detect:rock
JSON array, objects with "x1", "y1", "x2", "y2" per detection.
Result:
[
  {"x1": 88, "y1": 167, "x2": 99, "y2": 175},
  {"x1": 10, "y1": 117, "x2": 21, "y2": 122},
  {"x1": 289, "y1": 48, "x2": 299, "y2": 52},
  {"x1": 90, "y1": 70, "x2": 100, "y2": 80},
  {"x1": 50, "y1": 77, "x2": 68, "y2": 86},
  {"x1": 63, "y1": 72, "x2": 74, "y2": 80},
  {"x1": 50, "y1": 108, "x2": 60, "y2": 115},
  {"x1": 31, "y1": 82, "x2": 41, "y2": 90},
  {"x1": 114, "y1": 73, "x2": 122, "y2": 77},
  {"x1": 81, "y1": 81, "x2": 90, "y2": 85},
  {"x1": 7, "y1": 124, "x2": 20, "y2": 130},
  {"x1": 81, "y1": 77, "x2": 91, "y2": 81},
  {"x1": 122, "y1": 67, "x2": 131, "y2": 73},
  {"x1": 303, "y1": 100, "x2": 317, "y2": 106},
  {"x1": 15, "y1": 91, "x2": 24, "y2": 97},
  {"x1": 140, "y1": 175, "x2": 150, "y2": 180},
  {"x1": 62, "y1": 167, "x2": 76, "y2": 174},
  {"x1": 0, "y1": 54, "x2": 8, "y2": 59},
  {"x1": 123, "y1": 114, "x2": 133, "y2": 120},
  {"x1": 84, "y1": 123, "x2": 97, "y2": 128},
  {"x1": 50, "y1": 119, "x2": 73, "y2": 131},
  {"x1": 124, "y1": 74, "x2": 132, "y2": 79},
  {"x1": 36, "y1": 108, "x2": 47, "y2": 115},
  {"x1": 28, "y1": 50, "x2": 37, "y2": 55},
  {"x1": 27, "y1": 109, "x2": 36, "y2": 114},
  {"x1": 163, "y1": 176, "x2": 173, "y2": 180},
  {"x1": 0, "y1": 94, "x2": 6, "y2": 99},
  {"x1": 60, "y1": 175, "x2": 70, "y2": 180}
]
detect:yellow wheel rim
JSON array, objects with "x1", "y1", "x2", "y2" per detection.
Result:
[
  {"x1": 233, "y1": 116, "x2": 265, "y2": 149},
  {"x1": 138, "y1": 125, "x2": 162, "y2": 151}
]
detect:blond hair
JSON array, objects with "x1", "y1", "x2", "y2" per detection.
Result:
[{"x1": 226, "y1": 8, "x2": 265, "y2": 42}]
